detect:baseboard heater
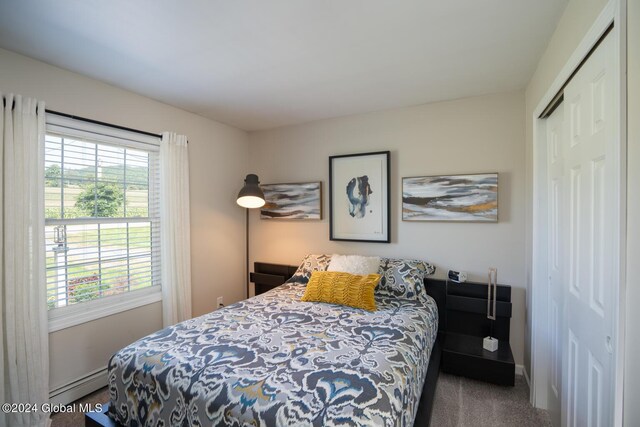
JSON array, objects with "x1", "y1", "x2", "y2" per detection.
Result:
[{"x1": 49, "y1": 366, "x2": 108, "y2": 406}]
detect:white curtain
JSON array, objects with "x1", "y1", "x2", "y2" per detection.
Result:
[
  {"x1": 160, "y1": 132, "x2": 192, "y2": 327},
  {"x1": 0, "y1": 94, "x2": 49, "y2": 427}
]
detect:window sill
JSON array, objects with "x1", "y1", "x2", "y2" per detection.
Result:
[{"x1": 48, "y1": 287, "x2": 162, "y2": 333}]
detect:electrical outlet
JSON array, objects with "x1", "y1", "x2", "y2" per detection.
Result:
[{"x1": 217, "y1": 296, "x2": 224, "y2": 309}]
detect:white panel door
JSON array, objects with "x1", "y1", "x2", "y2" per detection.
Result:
[
  {"x1": 561, "y1": 32, "x2": 615, "y2": 427},
  {"x1": 546, "y1": 104, "x2": 565, "y2": 427}
]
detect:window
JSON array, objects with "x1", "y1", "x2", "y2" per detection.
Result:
[{"x1": 44, "y1": 114, "x2": 161, "y2": 331}]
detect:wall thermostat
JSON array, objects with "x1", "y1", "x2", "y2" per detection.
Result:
[{"x1": 448, "y1": 270, "x2": 468, "y2": 283}]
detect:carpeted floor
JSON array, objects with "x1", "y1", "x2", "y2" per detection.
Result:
[
  {"x1": 431, "y1": 374, "x2": 551, "y2": 426},
  {"x1": 50, "y1": 387, "x2": 109, "y2": 427},
  {"x1": 51, "y1": 373, "x2": 550, "y2": 426}
]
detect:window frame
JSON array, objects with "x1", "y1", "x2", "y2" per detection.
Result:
[{"x1": 45, "y1": 114, "x2": 162, "y2": 333}]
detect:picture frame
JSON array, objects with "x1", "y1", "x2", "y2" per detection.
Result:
[
  {"x1": 329, "y1": 151, "x2": 390, "y2": 242},
  {"x1": 402, "y1": 173, "x2": 498, "y2": 222},
  {"x1": 260, "y1": 181, "x2": 322, "y2": 220}
]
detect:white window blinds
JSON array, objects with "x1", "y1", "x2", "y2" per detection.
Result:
[{"x1": 44, "y1": 115, "x2": 161, "y2": 310}]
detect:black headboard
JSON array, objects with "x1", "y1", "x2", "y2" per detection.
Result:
[{"x1": 251, "y1": 262, "x2": 298, "y2": 295}]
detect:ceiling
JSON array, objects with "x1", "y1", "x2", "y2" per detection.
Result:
[{"x1": 0, "y1": 0, "x2": 567, "y2": 131}]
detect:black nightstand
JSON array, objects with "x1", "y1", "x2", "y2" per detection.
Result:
[{"x1": 440, "y1": 280, "x2": 516, "y2": 386}]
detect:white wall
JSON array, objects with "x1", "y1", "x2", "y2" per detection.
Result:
[
  {"x1": 0, "y1": 48, "x2": 249, "y2": 392},
  {"x1": 248, "y1": 91, "x2": 527, "y2": 367},
  {"x1": 624, "y1": 0, "x2": 639, "y2": 423},
  {"x1": 524, "y1": 0, "x2": 608, "y2": 380}
]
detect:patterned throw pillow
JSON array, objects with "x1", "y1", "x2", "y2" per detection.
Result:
[
  {"x1": 286, "y1": 254, "x2": 332, "y2": 284},
  {"x1": 301, "y1": 271, "x2": 380, "y2": 311},
  {"x1": 376, "y1": 258, "x2": 436, "y2": 301}
]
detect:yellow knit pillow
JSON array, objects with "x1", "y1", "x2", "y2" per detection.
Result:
[{"x1": 301, "y1": 271, "x2": 380, "y2": 311}]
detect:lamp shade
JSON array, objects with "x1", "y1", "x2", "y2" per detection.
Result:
[{"x1": 237, "y1": 174, "x2": 266, "y2": 208}]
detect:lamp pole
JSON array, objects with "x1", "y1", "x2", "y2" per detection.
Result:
[
  {"x1": 236, "y1": 174, "x2": 265, "y2": 300},
  {"x1": 246, "y1": 208, "x2": 249, "y2": 299}
]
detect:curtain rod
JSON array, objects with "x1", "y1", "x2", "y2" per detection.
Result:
[
  {"x1": 47, "y1": 109, "x2": 163, "y2": 140},
  {"x1": 1, "y1": 96, "x2": 185, "y2": 142}
]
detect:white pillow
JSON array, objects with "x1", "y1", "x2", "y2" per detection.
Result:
[{"x1": 327, "y1": 255, "x2": 380, "y2": 275}]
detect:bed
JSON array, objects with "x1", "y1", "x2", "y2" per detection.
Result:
[{"x1": 87, "y1": 260, "x2": 444, "y2": 427}]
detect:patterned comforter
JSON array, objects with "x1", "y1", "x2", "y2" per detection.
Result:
[{"x1": 107, "y1": 282, "x2": 438, "y2": 427}]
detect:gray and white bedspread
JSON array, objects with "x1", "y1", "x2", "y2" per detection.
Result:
[{"x1": 107, "y1": 282, "x2": 438, "y2": 427}]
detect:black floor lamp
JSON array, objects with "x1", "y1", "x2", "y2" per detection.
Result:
[{"x1": 236, "y1": 174, "x2": 265, "y2": 299}]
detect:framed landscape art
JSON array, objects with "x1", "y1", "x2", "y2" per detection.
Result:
[
  {"x1": 329, "y1": 151, "x2": 390, "y2": 242},
  {"x1": 402, "y1": 173, "x2": 498, "y2": 222},
  {"x1": 260, "y1": 182, "x2": 322, "y2": 220}
]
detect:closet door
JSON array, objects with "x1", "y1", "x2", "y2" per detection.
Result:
[
  {"x1": 545, "y1": 103, "x2": 565, "y2": 427},
  {"x1": 561, "y1": 31, "x2": 615, "y2": 427}
]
